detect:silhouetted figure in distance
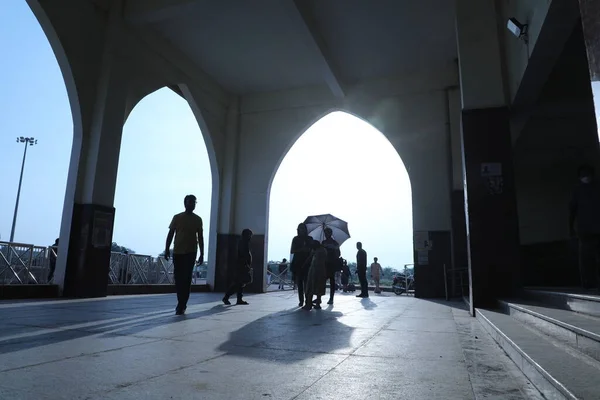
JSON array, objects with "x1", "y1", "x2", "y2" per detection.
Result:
[
  {"x1": 322, "y1": 227, "x2": 341, "y2": 305},
  {"x1": 290, "y1": 223, "x2": 313, "y2": 307},
  {"x1": 356, "y1": 242, "x2": 369, "y2": 298},
  {"x1": 371, "y1": 257, "x2": 383, "y2": 294},
  {"x1": 223, "y1": 229, "x2": 253, "y2": 305},
  {"x1": 47, "y1": 238, "x2": 59, "y2": 283},
  {"x1": 278, "y1": 258, "x2": 288, "y2": 290}
]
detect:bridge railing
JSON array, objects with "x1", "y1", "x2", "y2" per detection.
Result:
[
  {"x1": 0, "y1": 241, "x2": 51, "y2": 284},
  {"x1": 108, "y1": 253, "x2": 207, "y2": 285},
  {"x1": 0, "y1": 241, "x2": 207, "y2": 285}
]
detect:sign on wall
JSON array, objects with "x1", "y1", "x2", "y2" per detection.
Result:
[
  {"x1": 417, "y1": 250, "x2": 429, "y2": 265},
  {"x1": 414, "y1": 231, "x2": 432, "y2": 251},
  {"x1": 92, "y1": 211, "x2": 113, "y2": 248},
  {"x1": 481, "y1": 162, "x2": 504, "y2": 195},
  {"x1": 480, "y1": 163, "x2": 502, "y2": 177}
]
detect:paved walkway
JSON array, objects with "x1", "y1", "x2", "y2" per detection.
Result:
[{"x1": 0, "y1": 291, "x2": 543, "y2": 399}]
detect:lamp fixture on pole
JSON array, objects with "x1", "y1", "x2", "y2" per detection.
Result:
[{"x1": 10, "y1": 137, "x2": 38, "y2": 243}]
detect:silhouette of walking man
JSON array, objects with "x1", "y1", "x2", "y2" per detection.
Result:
[
  {"x1": 165, "y1": 194, "x2": 204, "y2": 315},
  {"x1": 223, "y1": 229, "x2": 253, "y2": 305},
  {"x1": 290, "y1": 223, "x2": 313, "y2": 307},
  {"x1": 356, "y1": 242, "x2": 369, "y2": 298}
]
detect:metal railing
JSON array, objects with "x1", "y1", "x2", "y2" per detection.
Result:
[
  {"x1": 0, "y1": 241, "x2": 207, "y2": 285},
  {"x1": 0, "y1": 241, "x2": 52, "y2": 284},
  {"x1": 266, "y1": 263, "x2": 294, "y2": 289},
  {"x1": 108, "y1": 252, "x2": 207, "y2": 285}
]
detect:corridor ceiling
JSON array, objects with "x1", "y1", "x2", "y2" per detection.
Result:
[{"x1": 109, "y1": 0, "x2": 457, "y2": 95}]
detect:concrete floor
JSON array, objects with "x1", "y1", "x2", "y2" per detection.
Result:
[{"x1": 0, "y1": 291, "x2": 542, "y2": 399}]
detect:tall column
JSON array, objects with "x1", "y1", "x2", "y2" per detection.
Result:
[
  {"x1": 579, "y1": 0, "x2": 600, "y2": 82},
  {"x1": 448, "y1": 88, "x2": 469, "y2": 296},
  {"x1": 213, "y1": 98, "x2": 241, "y2": 292},
  {"x1": 456, "y1": 0, "x2": 521, "y2": 314},
  {"x1": 55, "y1": 4, "x2": 129, "y2": 297}
]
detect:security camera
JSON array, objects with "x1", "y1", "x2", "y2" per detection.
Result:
[{"x1": 507, "y1": 17, "x2": 527, "y2": 38}]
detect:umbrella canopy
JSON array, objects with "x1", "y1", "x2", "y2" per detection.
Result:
[{"x1": 303, "y1": 214, "x2": 351, "y2": 245}]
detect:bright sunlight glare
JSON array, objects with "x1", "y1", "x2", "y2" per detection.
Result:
[
  {"x1": 113, "y1": 88, "x2": 212, "y2": 257},
  {"x1": 267, "y1": 112, "x2": 413, "y2": 269}
]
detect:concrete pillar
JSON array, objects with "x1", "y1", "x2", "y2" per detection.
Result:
[
  {"x1": 579, "y1": 0, "x2": 600, "y2": 82},
  {"x1": 212, "y1": 97, "x2": 267, "y2": 293},
  {"x1": 214, "y1": 98, "x2": 242, "y2": 292},
  {"x1": 448, "y1": 87, "x2": 469, "y2": 296},
  {"x1": 456, "y1": 0, "x2": 521, "y2": 313},
  {"x1": 55, "y1": 6, "x2": 129, "y2": 297}
]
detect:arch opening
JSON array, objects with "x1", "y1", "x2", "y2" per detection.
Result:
[
  {"x1": 114, "y1": 87, "x2": 213, "y2": 281},
  {"x1": 266, "y1": 111, "x2": 413, "y2": 289},
  {"x1": 0, "y1": 2, "x2": 74, "y2": 250}
]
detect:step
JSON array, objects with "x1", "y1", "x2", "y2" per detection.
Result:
[
  {"x1": 523, "y1": 288, "x2": 600, "y2": 318},
  {"x1": 477, "y1": 308, "x2": 600, "y2": 400},
  {"x1": 500, "y1": 300, "x2": 600, "y2": 363}
]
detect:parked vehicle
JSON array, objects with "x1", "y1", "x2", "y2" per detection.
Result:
[{"x1": 392, "y1": 273, "x2": 414, "y2": 295}]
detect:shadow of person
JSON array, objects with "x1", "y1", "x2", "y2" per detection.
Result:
[
  {"x1": 99, "y1": 304, "x2": 235, "y2": 338},
  {"x1": 217, "y1": 308, "x2": 356, "y2": 364},
  {"x1": 361, "y1": 297, "x2": 377, "y2": 310}
]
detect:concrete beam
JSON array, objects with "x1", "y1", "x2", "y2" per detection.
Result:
[
  {"x1": 124, "y1": 0, "x2": 201, "y2": 24},
  {"x1": 128, "y1": 26, "x2": 230, "y2": 108},
  {"x1": 283, "y1": 0, "x2": 345, "y2": 98},
  {"x1": 512, "y1": 0, "x2": 581, "y2": 109}
]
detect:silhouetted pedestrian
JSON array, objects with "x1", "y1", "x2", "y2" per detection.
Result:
[
  {"x1": 47, "y1": 238, "x2": 59, "y2": 283},
  {"x1": 290, "y1": 223, "x2": 313, "y2": 307},
  {"x1": 341, "y1": 259, "x2": 351, "y2": 291},
  {"x1": 570, "y1": 164, "x2": 600, "y2": 291},
  {"x1": 165, "y1": 194, "x2": 205, "y2": 315},
  {"x1": 322, "y1": 227, "x2": 341, "y2": 305},
  {"x1": 223, "y1": 229, "x2": 253, "y2": 305},
  {"x1": 371, "y1": 257, "x2": 383, "y2": 294},
  {"x1": 278, "y1": 258, "x2": 288, "y2": 290},
  {"x1": 303, "y1": 240, "x2": 327, "y2": 310},
  {"x1": 356, "y1": 242, "x2": 369, "y2": 298}
]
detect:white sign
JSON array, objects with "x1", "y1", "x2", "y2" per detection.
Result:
[
  {"x1": 414, "y1": 231, "x2": 431, "y2": 251},
  {"x1": 481, "y1": 163, "x2": 502, "y2": 177},
  {"x1": 417, "y1": 251, "x2": 429, "y2": 265}
]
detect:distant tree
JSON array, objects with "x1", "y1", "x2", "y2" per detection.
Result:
[
  {"x1": 158, "y1": 248, "x2": 173, "y2": 258},
  {"x1": 111, "y1": 242, "x2": 135, "y2": 254}
]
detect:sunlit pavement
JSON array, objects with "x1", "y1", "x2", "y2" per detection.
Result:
[{"x1": 0, "y1": 291, "x2": 542, "y2": 399}]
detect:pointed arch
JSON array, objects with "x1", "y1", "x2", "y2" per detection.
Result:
[
  {"x1": 266, "y1": 110, "x2": 414, "y2": 273},
  {"x1": 113, "y1": 86, "x2": 215, "y2": 266}
]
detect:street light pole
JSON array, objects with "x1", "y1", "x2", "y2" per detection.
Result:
[{"x1": 10, "y1": 137, "x2": 37, "y2": 243}]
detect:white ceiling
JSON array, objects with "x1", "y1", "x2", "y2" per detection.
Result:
[{"x1": 134, "y1": 0, "x2": 457, "y2": 94}]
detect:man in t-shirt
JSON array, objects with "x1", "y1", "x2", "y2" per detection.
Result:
[
  {"x1": 370, "y1": 257, "x2": 383, "y2": 294},
  {"x1": 356, "y1": 242, "x2": 368, "y2": 298},
  {"x1": 570, "y1": 165, "x2": 600, "y2": 290},
  {"x1": 165, "y1": 194, "x2": 204, "y2": 315}
]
